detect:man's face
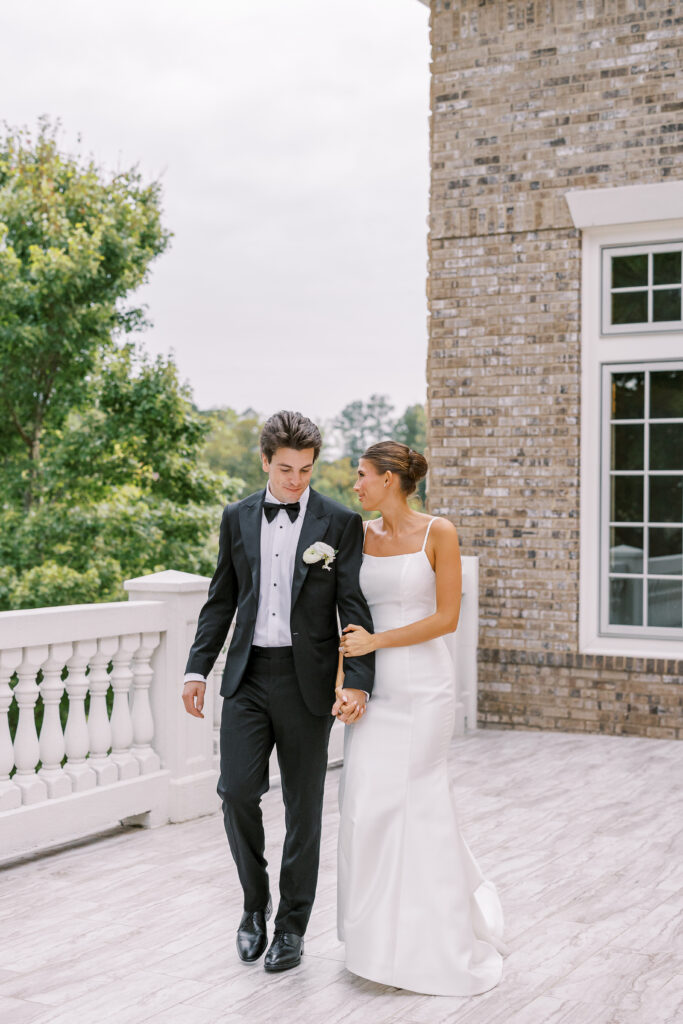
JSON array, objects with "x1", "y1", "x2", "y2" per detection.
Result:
[{"x1": 261, "y1": 447, "x2": 316, "y2": 504}]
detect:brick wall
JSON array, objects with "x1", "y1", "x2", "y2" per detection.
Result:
[{"x1": 426, "y1": 0, "x2": 683, "y2": 738}]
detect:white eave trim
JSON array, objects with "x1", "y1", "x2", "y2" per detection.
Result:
[{"x1": 566, "y1": 181, "x2": 683, "y2": 229}]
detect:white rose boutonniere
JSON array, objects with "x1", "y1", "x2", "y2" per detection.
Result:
[{"x1": 303, "y1": 541, "x2": 337, "y2": 571}]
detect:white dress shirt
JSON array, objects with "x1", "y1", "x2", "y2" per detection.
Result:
[{"x1": 253, "y1": 482, "x2": 309, "y2": 646}]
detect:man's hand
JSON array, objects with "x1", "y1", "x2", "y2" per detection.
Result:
[
  {"x1": 331, "y1": 687, "x2": 367, "y2": 724},
  {"x1": 182, "y1": 680, "x2": 206, "y2": 718}
]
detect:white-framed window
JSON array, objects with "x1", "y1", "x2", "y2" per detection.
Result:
[
  {"x1": 602, "y1": 242, "x2": 683, "y2": 335},
  {"x1": 567, "y1": 182, "x2": 683, "y2": 658},
  {"x1": 601, "y1": 362, "x2": 683, "y2": 637}
]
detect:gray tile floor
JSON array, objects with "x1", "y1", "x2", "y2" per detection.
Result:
[{"x1": 1, "y1": 729, "x2": 681, "y2": 1024}]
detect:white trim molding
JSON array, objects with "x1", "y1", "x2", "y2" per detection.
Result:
[
  {"x1": 567, "y1": 181, "x2": 683, "y2": 230},
  {"x1": 574, "y1": 195, "x2": 683, "y2": 660}
]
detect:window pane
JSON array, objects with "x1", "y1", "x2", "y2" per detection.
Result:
[
  {"x1": 648, "y1": 528, "x2": 683, "y2": 575},
  {"x1": 650, "y1": 370, "x2": 683, "y2": 418},
  {"x1": 650, "y1": 423, "x2": 683, "y2": 471},
  {"x1": 653, "y1": 251, "x2": 681, "y2": 286},
  {"x1": 611, "y1": 291, "x2": 648, "y2": 325},
  {"x1": 612, "y1": 372, "x2": 644, "y2": 419},
  {"x1": 648, "y1": 579, "x2": 683, "y2": 629},
  {"x1": 610, "y1": 527, "x2": 643, "y2": 573},
  {"x1": 612, "y1": 254, "x2": 648, "y2": 288},
  {"x1": 609, "y1": 577, "x2": 643, "y2": 626},
  {"x1": 649, "y1": 476, "x2": 683, "y2": 524},
  {"x1": 611, "y1": 475, "x2": 644, "y2": 523},
  {"x1": 611, "y1": 424, "x2": 643, "y2": 471},
  {"x1": 652, "y1": 288, "x2": 681, "y2": 322}
]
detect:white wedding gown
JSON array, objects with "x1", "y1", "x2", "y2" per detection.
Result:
[{"x1": 337, "y1": 520, "x2": 507, "y2": 996}]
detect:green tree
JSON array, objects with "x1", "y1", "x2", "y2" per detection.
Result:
[
  {"x1": 313, "y1": 457, "x2": 362, "y2": 512},
  {"x1": 0, "y1": 119, "x2": 170, "y2": 509},
  {"x1": 394, "y1": 402, "x2": 427, "y2": 503},
  {"x1": 0, "y1": 349, "x2": 242, "y2": 611},
  {"x1": 42, "y1": 345, "x2": 223, "y2": 506},
  {"x1": 198, "y1": 407, "x2": 265, "y2": 496},
  {"x1": 393, "y1": 402, "x2": 426, "y2": 453},
  {"x1": 0, "y1": 118, "x2": 242, "y2": 611},
  {"x1": 329, "y1": 396, "x2": 427, "y2": 505},
  {"x1": 332, "y1": 394, "x2": 396, "y2": 463}
]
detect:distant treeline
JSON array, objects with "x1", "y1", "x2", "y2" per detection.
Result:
[{"x1": 198, "y1": 396, "x2": 426, "y2": 513}]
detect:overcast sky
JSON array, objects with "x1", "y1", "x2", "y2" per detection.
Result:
[{"x1": 1, "y1": 0, "x2": 430, "y2": 425}]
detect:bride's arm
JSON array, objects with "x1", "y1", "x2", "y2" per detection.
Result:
[{"x1": 341, "y1": 519, "x2": 462, "y2": 656}]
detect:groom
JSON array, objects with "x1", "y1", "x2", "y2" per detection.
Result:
[{"x1": 182, "y1": 410, "x2": 374, "y2": 972}]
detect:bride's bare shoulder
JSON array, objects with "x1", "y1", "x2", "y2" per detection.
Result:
[
  {"x1": 426, "y1": 516, "x2": 460, "y2": 551},
  {"x1": 427, "y1": 515, "x2": 458, "y2": 536}
]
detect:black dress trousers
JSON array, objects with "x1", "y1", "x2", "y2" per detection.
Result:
[{"x1": 217, "y1": 645, "x2": 334, "y2": 936}]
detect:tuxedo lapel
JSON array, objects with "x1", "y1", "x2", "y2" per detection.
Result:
[
  {"x1": 292, "y1": 489, "x2": 331, "y2": 609},
  {"x1": 238, "y1": 489, "x2": 265, "y2": 598}
]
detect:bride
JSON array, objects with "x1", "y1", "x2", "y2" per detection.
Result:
[{"x1": 333, "y1": 440, "x2": 507, "y2": 996}]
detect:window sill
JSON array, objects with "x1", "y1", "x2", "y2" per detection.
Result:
[{"x1": 581, "y1": 637, "x2": 683, "y2": 661}]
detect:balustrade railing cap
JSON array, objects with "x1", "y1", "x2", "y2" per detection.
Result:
[
  {"x1": 124, "y1": 570, "x2": 211, "y2": 593},
  {"x1": 0, "y1": 600, "x2": 166, "y2": 648}
]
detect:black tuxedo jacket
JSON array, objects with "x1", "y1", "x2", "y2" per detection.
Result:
[{"x1": 185, "y1": 487, "x2": 374, "y2": 716}]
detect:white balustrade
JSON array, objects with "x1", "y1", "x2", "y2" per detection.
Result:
[
  {"x1": 0, "y1": 582, "x2": 199, "y2": 858},
  {"x1": 64, "y1": 640, "x2": 98, "y2": 791},
  {"x1": 87, "y1": 636, "x2": 118, "y2": 786},
  {"x1": 458, "y1": 557, "x2": 479, "y2": 733},
  {"x1": 0, "y1": 648, "x2": 22, "y2": 811},
  {"x1": 110, "y1": 633, "x2": 141, "y2": 780},
  {"x1": 38, "y1": 642, "x2": 73, "y2": 798},
  {"x1": 14, "y1": 646, "x2": 49, "y2": 804},
  {"x1": 131, "y1": 631, "x2": 161, "y2": 774},
  {"x1": 444, "y1": 556, "x2": 479, "y2": 735}
]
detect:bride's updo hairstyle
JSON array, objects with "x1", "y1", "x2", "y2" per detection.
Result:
[{"x1": 361, "y1": 441, "x2": 428, "y2": 497}]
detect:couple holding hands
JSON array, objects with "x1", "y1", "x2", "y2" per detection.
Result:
[{"x1": 182, "y1": 410, "x2": 506, "y2": 996}]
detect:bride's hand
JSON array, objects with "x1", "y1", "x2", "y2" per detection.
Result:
[{"x1": 339, "y1": 624, "x2": 376, "y2": 657}]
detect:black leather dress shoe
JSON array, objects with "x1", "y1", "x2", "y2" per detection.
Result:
[
  {"x1": 263, "y1": 930, "x2": 304, "y2": 972},
  {"x1": 236, "y1": 896, "x2": 272, "y2": 963}
]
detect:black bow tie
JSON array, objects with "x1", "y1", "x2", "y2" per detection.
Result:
[{"x1": 263, "y1": 501, "x2": 300, "y2": 524}]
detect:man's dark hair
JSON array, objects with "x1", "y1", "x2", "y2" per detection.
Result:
[{"x1": 260, "y1": 410, "x2": 322, "y2": 463}]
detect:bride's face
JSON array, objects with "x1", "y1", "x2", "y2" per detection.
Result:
[{"x1": 354, "y1": 458, "x2": 386, "y2": 510}]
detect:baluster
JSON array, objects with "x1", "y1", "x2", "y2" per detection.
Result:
[
  {"x1": 110, "y1": 633, "x2": 141, "y2": 779},
  {"x1": 212, "y1": 644, "x2": 228, "y2": 758},
  {"x1": 87, "y1": 636, "x2": 118, "y2": 785},
  {"x1": 13, "y1": 646, "x2": 49, "y2": 804},
  {"x1": 38, "y1": 642, "x2": 73, "y2": 798},
  {"x1": 130, "y1": 631, "x2": 161, "y2": 774},
  {"x1": 0, "y1": 648, "x2": 23, "y2": 811},
  {"x1": 64, "y1": 640, "x2": 97, "y2": 791}
]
